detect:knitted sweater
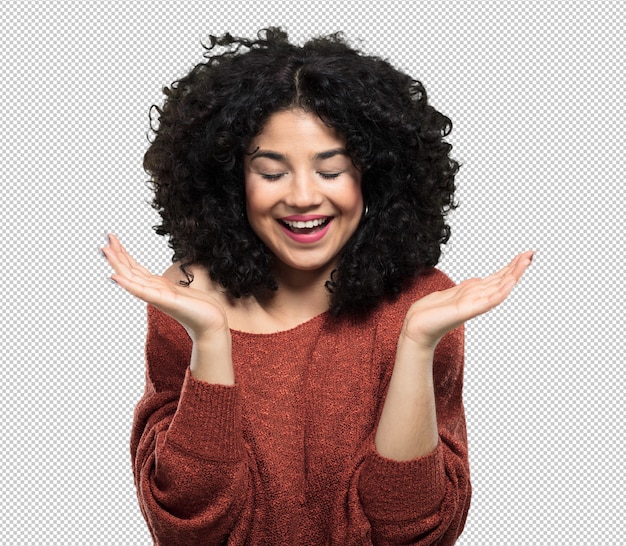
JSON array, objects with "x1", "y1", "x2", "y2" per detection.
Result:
[{"x1": 130, "y1": 268, "x2": 471, "y2": 545}]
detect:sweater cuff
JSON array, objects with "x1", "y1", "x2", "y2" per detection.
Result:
[
  {"x1": 359, "y1": 441, "x2": 448, "y2": 520},
  {"x1": 166, "y1": 368, "x2": 245, "y2": 462}
]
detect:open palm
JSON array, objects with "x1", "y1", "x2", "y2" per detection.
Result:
[
  {"x1": 102, "y1": 234, "x2": 229, "y2": 342},
  {"x1": 402, "y1": 251, "x2": 534, "y2": 349}
]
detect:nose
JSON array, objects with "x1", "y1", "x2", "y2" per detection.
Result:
[{"x1": 284, "y1": 171, "x2": 323, "y2": 209}]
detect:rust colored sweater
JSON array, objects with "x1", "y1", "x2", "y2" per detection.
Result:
[{"x1": 130, "y1": 268, "x2": 471, "y2": 545}]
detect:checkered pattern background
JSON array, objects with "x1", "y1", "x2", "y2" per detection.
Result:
[{"x1": 2, "y1": 1, "x2": 624, "y2": 543}]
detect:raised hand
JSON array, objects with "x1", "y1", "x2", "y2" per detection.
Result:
[
  {"x1": 102, "y1": 234, "x2": 229, "y2": 344},
  {"x1": 402, "y1": 250, "x2": 535, "y2": 350}
]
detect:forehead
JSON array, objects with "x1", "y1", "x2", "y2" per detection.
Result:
[{"x1": 250, "y1": 109, "x2": 345, "y2": 150}]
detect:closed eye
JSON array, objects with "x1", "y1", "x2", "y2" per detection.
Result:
[
  {"x1": 260, "y1": 173, "x2": 286, "y2": 181},
  {"x1": 318, "y1": 172, "x2": 344, "y2": 180}
]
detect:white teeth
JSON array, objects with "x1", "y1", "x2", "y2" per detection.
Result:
[{"x1": 283, "y1": 218, "x2": 327, "y2": 229}]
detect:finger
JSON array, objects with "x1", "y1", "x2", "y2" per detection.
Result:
[
  {"x1": 459, "y1": 269, "x2": 519, "y2": 315},
  {"x1": 108, "y1": 262, "x2": 161, "y2": 295},
  {"x1": 483, "y1": 250, "x2": 534, "y2": 289},
  {"x1": 104, "y1": 233, "x2": 130, "y2": 265},
  {"x1": 106, "y1": 234, "x2": 139, "y2": 269},
  {"x1": 496, "y1": 251, "x2": 534, "y2": 291},
  {"x1": 486, "y1": 251, "x2": 535, "y2": 303},
  {"x1": 107, "y1": 233, "x2": 123, "y2": 251},
  {"x1": 110, "y1": 272, "x2": 172, "y2": 303},
  {"x1": 104, "y1": 235, "x2": 153, "y2": 278},
  {"x1": 473, "y1": 259, "x2": 518, "y2": 291},
  {"x1": 103, "y1": 245, "x2": 140, "y2": 279},
  {"x1": 513, "y1": 250, "x2": 535, "y2": 278}
]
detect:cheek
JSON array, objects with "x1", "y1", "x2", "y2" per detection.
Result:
[
  {"x1": 343, "y1": 179, "x2": 363, "y2": 215},
  {"x1": 244, "y1": 182, "x2": 265, "y2": 215},
  {"x1": 244, "y1": 183, "x2": 278, "y2": 239}
]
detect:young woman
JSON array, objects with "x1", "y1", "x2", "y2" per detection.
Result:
[{"x1": 103, "y1": 28, "x2": 533, "y2": 545}]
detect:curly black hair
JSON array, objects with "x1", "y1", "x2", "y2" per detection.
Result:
[{"x1": 144, "y1": 27, "x2": 458, "y2": 316}]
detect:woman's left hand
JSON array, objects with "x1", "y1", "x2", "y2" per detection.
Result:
[{"x1": 402, "y1": 250, "x2": 535, "y2": 351}]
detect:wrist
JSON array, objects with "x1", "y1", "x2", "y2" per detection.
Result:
[
  {"x1": 190, "y1": 329, "x2": 234, "y2": 385},
  {"x1": 397, "y1": 330, "x2": 437, "y2": 361},
  {"x1": 192, "y1": 326, "x2": 231, "y2": 349}
]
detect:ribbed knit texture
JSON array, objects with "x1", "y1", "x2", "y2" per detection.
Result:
[{"x1": 130, "y1": 268, "x2": 471, "y2": 545}]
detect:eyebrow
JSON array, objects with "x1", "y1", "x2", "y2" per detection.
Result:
[
  {"x1": 314, "y1": 148, "x2": 349, "y2": 160},
  {"x1": 249, "y1": 148, "x2": 349, "y2": 162}
]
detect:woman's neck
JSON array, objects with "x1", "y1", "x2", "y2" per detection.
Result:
[
  {"x1": 266, "y1": 268, "x2": 331, "y2": 320},
  {"x1": 229, "y1": 266, "x2": 333, "y2": 333}
]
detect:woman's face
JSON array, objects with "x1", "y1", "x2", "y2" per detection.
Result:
[{"x1": 244, "y1": 109, "x2": 363, "y2": 279}]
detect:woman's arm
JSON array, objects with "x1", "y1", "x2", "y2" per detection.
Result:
[
  {"x1": 131, "y1": 307, "x2": 252, "y2": 544},
  {"x1": 361, "y1": 251, "x2": 533, "y2": 545},
  {"x1": 104, "y1": 235, "x2": 252, "y2": 543},
  {"x1": 376, "y1": 250, "x2": 533, "y2": 460},
  {"x1": 359, "y1": 326, "x2": 469, "y2": 545}
]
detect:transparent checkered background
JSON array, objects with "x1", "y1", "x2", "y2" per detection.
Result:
[{"x1": 2, "y1": 0, "x2": 624, "y2": 544}]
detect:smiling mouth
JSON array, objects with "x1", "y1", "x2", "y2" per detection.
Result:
[{"x1": 279, "y1": 217, "x2": 332, "y2": 234}]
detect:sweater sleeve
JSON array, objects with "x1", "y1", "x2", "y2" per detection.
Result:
[
  {"x1": 358, "y1": 278, "x2": 471, "y2": 545},
  {"x1": 130, "y1": 305, "x2": 253, "y2": 545}
]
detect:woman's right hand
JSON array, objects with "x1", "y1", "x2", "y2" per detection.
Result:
[
  {"x1": 102, "y1": 234, "x2": 229, "y2": 345},
  {"x1": 104, "y1": 234, "x2": 234, "y2": 384}
]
